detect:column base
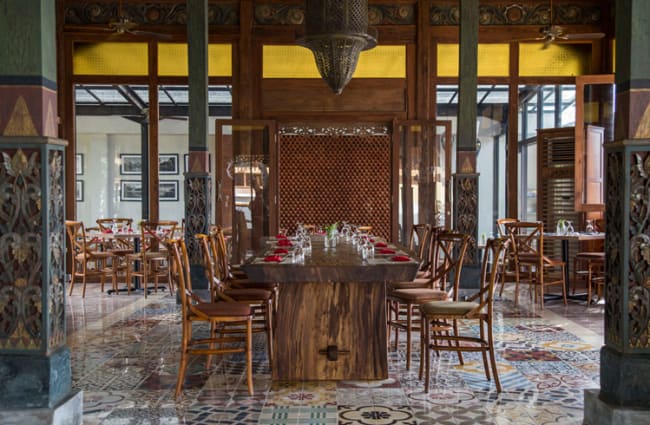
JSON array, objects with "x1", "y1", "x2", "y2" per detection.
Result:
[
  {"x1": 0, "y1": 390, "x2": 82, "y2": 425},
  {"x1": 584, "y1": 389, "x2": 650, "y2": 425}
]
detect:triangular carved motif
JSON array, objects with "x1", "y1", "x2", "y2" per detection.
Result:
[
  {"x1": 3, "y1": 96, "x2": 38, "y2": 136},
  {"x1": 460, "y1": 156, "x2": 473, "y2": 173},
  {"x1": 45, "y1": 98, "x2": 57, "y2": 137},
  {"x1": 634, "y1": 102, "x2": 650, "y2": 138}
]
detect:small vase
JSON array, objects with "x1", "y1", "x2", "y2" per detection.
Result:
[{"x1": 324, "y1": 234, "x2": 330, "y2": 248}]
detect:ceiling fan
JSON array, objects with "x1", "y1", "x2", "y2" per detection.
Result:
[
  {"x1": 518, "y1": 0, "x2": 605, "y2": 49},
  {"x1": 102, "y1": 1, "x2": 171, "y2": 39}
]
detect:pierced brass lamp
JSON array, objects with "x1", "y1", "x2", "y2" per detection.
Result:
[{"x1": 297, "y1": 0, "x2": 377, "y2": 95}]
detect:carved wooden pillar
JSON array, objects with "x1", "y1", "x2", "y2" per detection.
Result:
[
  {"x1": 584, "y1": 0, "x2": 650, "y2": 423},
  {"x1": 0, "y1": 1, "x2": 81, "y2": 423}
]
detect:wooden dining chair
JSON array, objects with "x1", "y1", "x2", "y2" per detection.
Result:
[
  {"x1": 197, "y1": 233, "x2": 274, "y2": 367},
  {"x1": 504, "y1": 221, "x2": 567, "y2": 308},
  {"x1": 419, "y1": 237, "x2": 508, "y2": 393},
  {"x1": 65, "y1": 220, "x2": 117, "y2": 297},
  {"x1": 495, "y1": 218, "x2": 519, "y2": 298},
  {"x1": 387, "y1": 230, "x2": 470, "y2": 371},
  {"x1": 125, "y1": 220, "x2": 177, "y2": 297},
  {"x1": 212, "y1": 226, "x2": 280, "y2": 313},
  {"x1": 167, "y1": 238, "x2": 254, "y2": 397},
  {"x1": 96, "y1": 218, "x2": 135, "y2": 280}
]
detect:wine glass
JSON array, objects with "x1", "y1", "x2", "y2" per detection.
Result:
[
  {"x1": 566, "y1": 221, "x2": 575, "y2": 235},
  {"x1": 585, "y1": 219, "x2": 594, "y2": 234}
]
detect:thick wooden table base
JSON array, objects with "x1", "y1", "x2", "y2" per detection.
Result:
[
  {"x1": 273, "y1": 280, "x2": 387, "y2": 381},
  {"x1": 242, "y1": 240, "x2": 418, "y2": 381}
]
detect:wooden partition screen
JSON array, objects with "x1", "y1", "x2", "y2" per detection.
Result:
[{"x1": 278, "y1": 127, "x2": 392, "y2": 238}]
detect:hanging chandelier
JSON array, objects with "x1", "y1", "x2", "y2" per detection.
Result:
[{"x1": 297, "y1": 0, "x2": 377, "y2": 95}]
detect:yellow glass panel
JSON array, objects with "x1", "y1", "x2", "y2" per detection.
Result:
[
  {"x1": 73, "y1": 42, "x2": 148, "y2": 75},
  {"x1": 437, "y1": 44, "x2": 510, "y2": 77},
  {"x1": 519, "y1": 44, "x2": 591, "y2": 76},
  {"x1": 263, "y1": 45, "x2": 406, "y2": 78},
  {"x1": 158, "y1": 43, "x2": 232, "y2": 76}
]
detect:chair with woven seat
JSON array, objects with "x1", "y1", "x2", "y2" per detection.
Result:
[
  {"x1": 166, "y1": 238, "x2": 254, "y2": 397},
  {"x1": 419, "y1": 237, "x2": 508, "y2": 393},
  {"x1": 387, "y1": 230, "x2": 470, "y2": 370},
  {"x1": 125, "y1": 220, "x2": 177, "y2": 297},
  {"x1": 65, "y1": 220, "x2": 117, "y2": 297},
  {"x1": 213, "y1": 226, "x2": 280, "y2": 313},
  {"x1": 504, "y1": 221, "x2": 567, "y2": 308},
  {"x1": 197, "y1": 232, "x2": 274, "y2": 367}
]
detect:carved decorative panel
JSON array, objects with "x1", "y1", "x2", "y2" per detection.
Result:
[
  {"x1": 64, "y1": 1, "x2": 239, "y2": 26},
  {"x1": 430, "y1": 3, "x2": 601, "y2": 26},
  {"x1": 278, "y1": 126, "x2": 391, "y2": 238},
  {"x1": 605, "y1": 150, "x2": 623, "y2": 349},
  {"x1": 48, "y1": 150, "x2": 66, "y2": 350},
  {"x1": 254, "y1": 4, "x2": 415, "y2": 25},
  {"x1": 185, "y1": 175, "x2": 212, "y2": 265},
  {"x1": 628, "y1": 151, "x2": 650, "y2": 349},
  {"x1": 453, "y1": 174, "x2": 478, "y2": 264},
  {"x1": 0, "y1": 149, "x2": 43, "y2": 351}
]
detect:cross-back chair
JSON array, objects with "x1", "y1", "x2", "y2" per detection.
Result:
[
  {"x1": 65, "y1": 220, "x2": 116, "y2": 297},
  {"x1": 387, "y1": 230, "x2": 470, "y2": 371},
  {"x1": 166, "y1": 238, "x2": 254, "y2": 397},
  {"x1": 196, "y1": 232, "x2": 274, "y2": 366},
  {"x1": 419, "y1": 237, "x2": 508, "y2": 393},
  {"x1": 125, "y1": 220, "x2": 177, "y2": 297},
  {"x1": 504, "y1": 221, "x2": 567, "y2": 308},
  {"x1": 96, "y1": 217, "x2": 135, "y2": 279}
]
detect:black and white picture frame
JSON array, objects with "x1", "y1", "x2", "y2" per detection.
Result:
[
  {"x1": 120, "y1": 154, "x2": 142, "y2": 175},
  {"x1": 120, "y1": 180, "x2": 142, "y2": 201},
  {"x1": 159, "y1": 154, "x2": 179, "y2": 175},
  {"x1": 76, "y1": 180, "x2": 84, "y2": 202},
  {"x1": 75, "y1": 153, "x2": 84, "y2": 175},
  {"x1": 159, "y1": 180, "x2": 179, "y2": 201}
]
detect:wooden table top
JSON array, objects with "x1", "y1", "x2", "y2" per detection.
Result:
[{"x1": 241, "y1": 238, "x2": 419, "y2": 283}]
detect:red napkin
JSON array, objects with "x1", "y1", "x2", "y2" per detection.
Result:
[
  {"x1": 369, "y1": 239, "x2": 375, "y2": 243},
  {"x1": 274, "y1": 248, "x2": 289, "y2": 254},
  {"x1": 277, "y1": 239, "x2": 293, "y2": 247},
  {"x1": 391, "y1": 255, "x2": 411, "y2": 262},
  {"x1": 276, "y1": 234, "x2": 287, "y2": 239},
  {"x1": 264, "y1": 255, "x2": 283, "y2": 262},
  {"x1": 102, "y1": 229, "x2": 113, "y2": 234},
  {"x1": 379, "y1": 248, "x2": 396, "y2": 254},
  {"x1": 374, "y1": 242, "x2": 387, "y2": 248}
]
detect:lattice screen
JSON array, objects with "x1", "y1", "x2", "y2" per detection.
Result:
[{"x1": 278, "y1": 133, "x2": 392, "y2": 238}]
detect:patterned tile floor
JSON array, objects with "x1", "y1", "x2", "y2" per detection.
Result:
[{"x1": 67, "y1": 285, "x2": 603, "y2": 424}]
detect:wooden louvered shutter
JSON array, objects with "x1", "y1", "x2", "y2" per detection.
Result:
[{"x1": 537, "y1": 127, "x2": 580, "y2": 258}]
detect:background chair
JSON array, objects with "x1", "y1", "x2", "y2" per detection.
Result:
[
  {"x1": 65, "y1": 220, "x2": 116, "y2": 297},
  {"x1": 125, "y1": 220, "x2": 177, "y2": 297},
  {"x1": 419, "y1": 237, "x2": 508, "y2": 393},
  {"x1": 197, "y1": 233, "x2": 274, "y2": 366},
  {"x1": 167, "y1": 238, "x2": 254, "y2": 397},
  {"x1": 504, "y1": 221, "x2": 567, "y2": 308},
  {"x1": 96, "y1": 217, "x2": 135, "y2": 281},
  {"x1": 387, "y1": 231, "x2": 470, "y2": 370}
]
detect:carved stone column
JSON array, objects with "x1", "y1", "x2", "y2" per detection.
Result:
[
  {"x1": 0, "y1": 0, "x2": 81, "y2": 423},
  {"x1": 584, "y1": 0, "x2": 650, "y2": 423},
  {"x1": 186, "y1": 0, "x2": 211, "y2": 288}
]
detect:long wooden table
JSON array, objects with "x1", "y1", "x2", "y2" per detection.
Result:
[{"x1": 241, "y1": 238, "x2": 418, "y2": 381}]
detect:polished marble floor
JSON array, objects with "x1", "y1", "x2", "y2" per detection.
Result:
[{"x1": 67, "y1": 284, "x2": 604, "y2": 424}]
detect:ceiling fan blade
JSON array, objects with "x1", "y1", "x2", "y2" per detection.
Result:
[
  {"x1": 562, "y1": 32, "x2": 606, "y2": 40},
  {"x1": 126, "y1": 29, "x2": 173, "y2": 40}
]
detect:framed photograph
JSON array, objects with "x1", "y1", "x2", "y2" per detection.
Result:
[
  {"x1": 75, "y1": 180, "x2": 84, "y2": 202},
  {"x1": 120, "y1": 180, "x2": 142, "y2": 201},
  {"x1": 75, "y1": 153, "x2": 84, "y2": 175},
  {"x1": 159, "y1": 180, "x2": 179, "y2": 201},
  {"x1": 120, "y1": 154, "x2": 142, "y2": 175},
  {"x1": 159, "y1": 154, "x2": 179, "y2": 175}
]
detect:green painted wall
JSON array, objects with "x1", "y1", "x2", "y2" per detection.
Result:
[{"x1": 616, "y1": 0, "x2": 650, "y2": 84}]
